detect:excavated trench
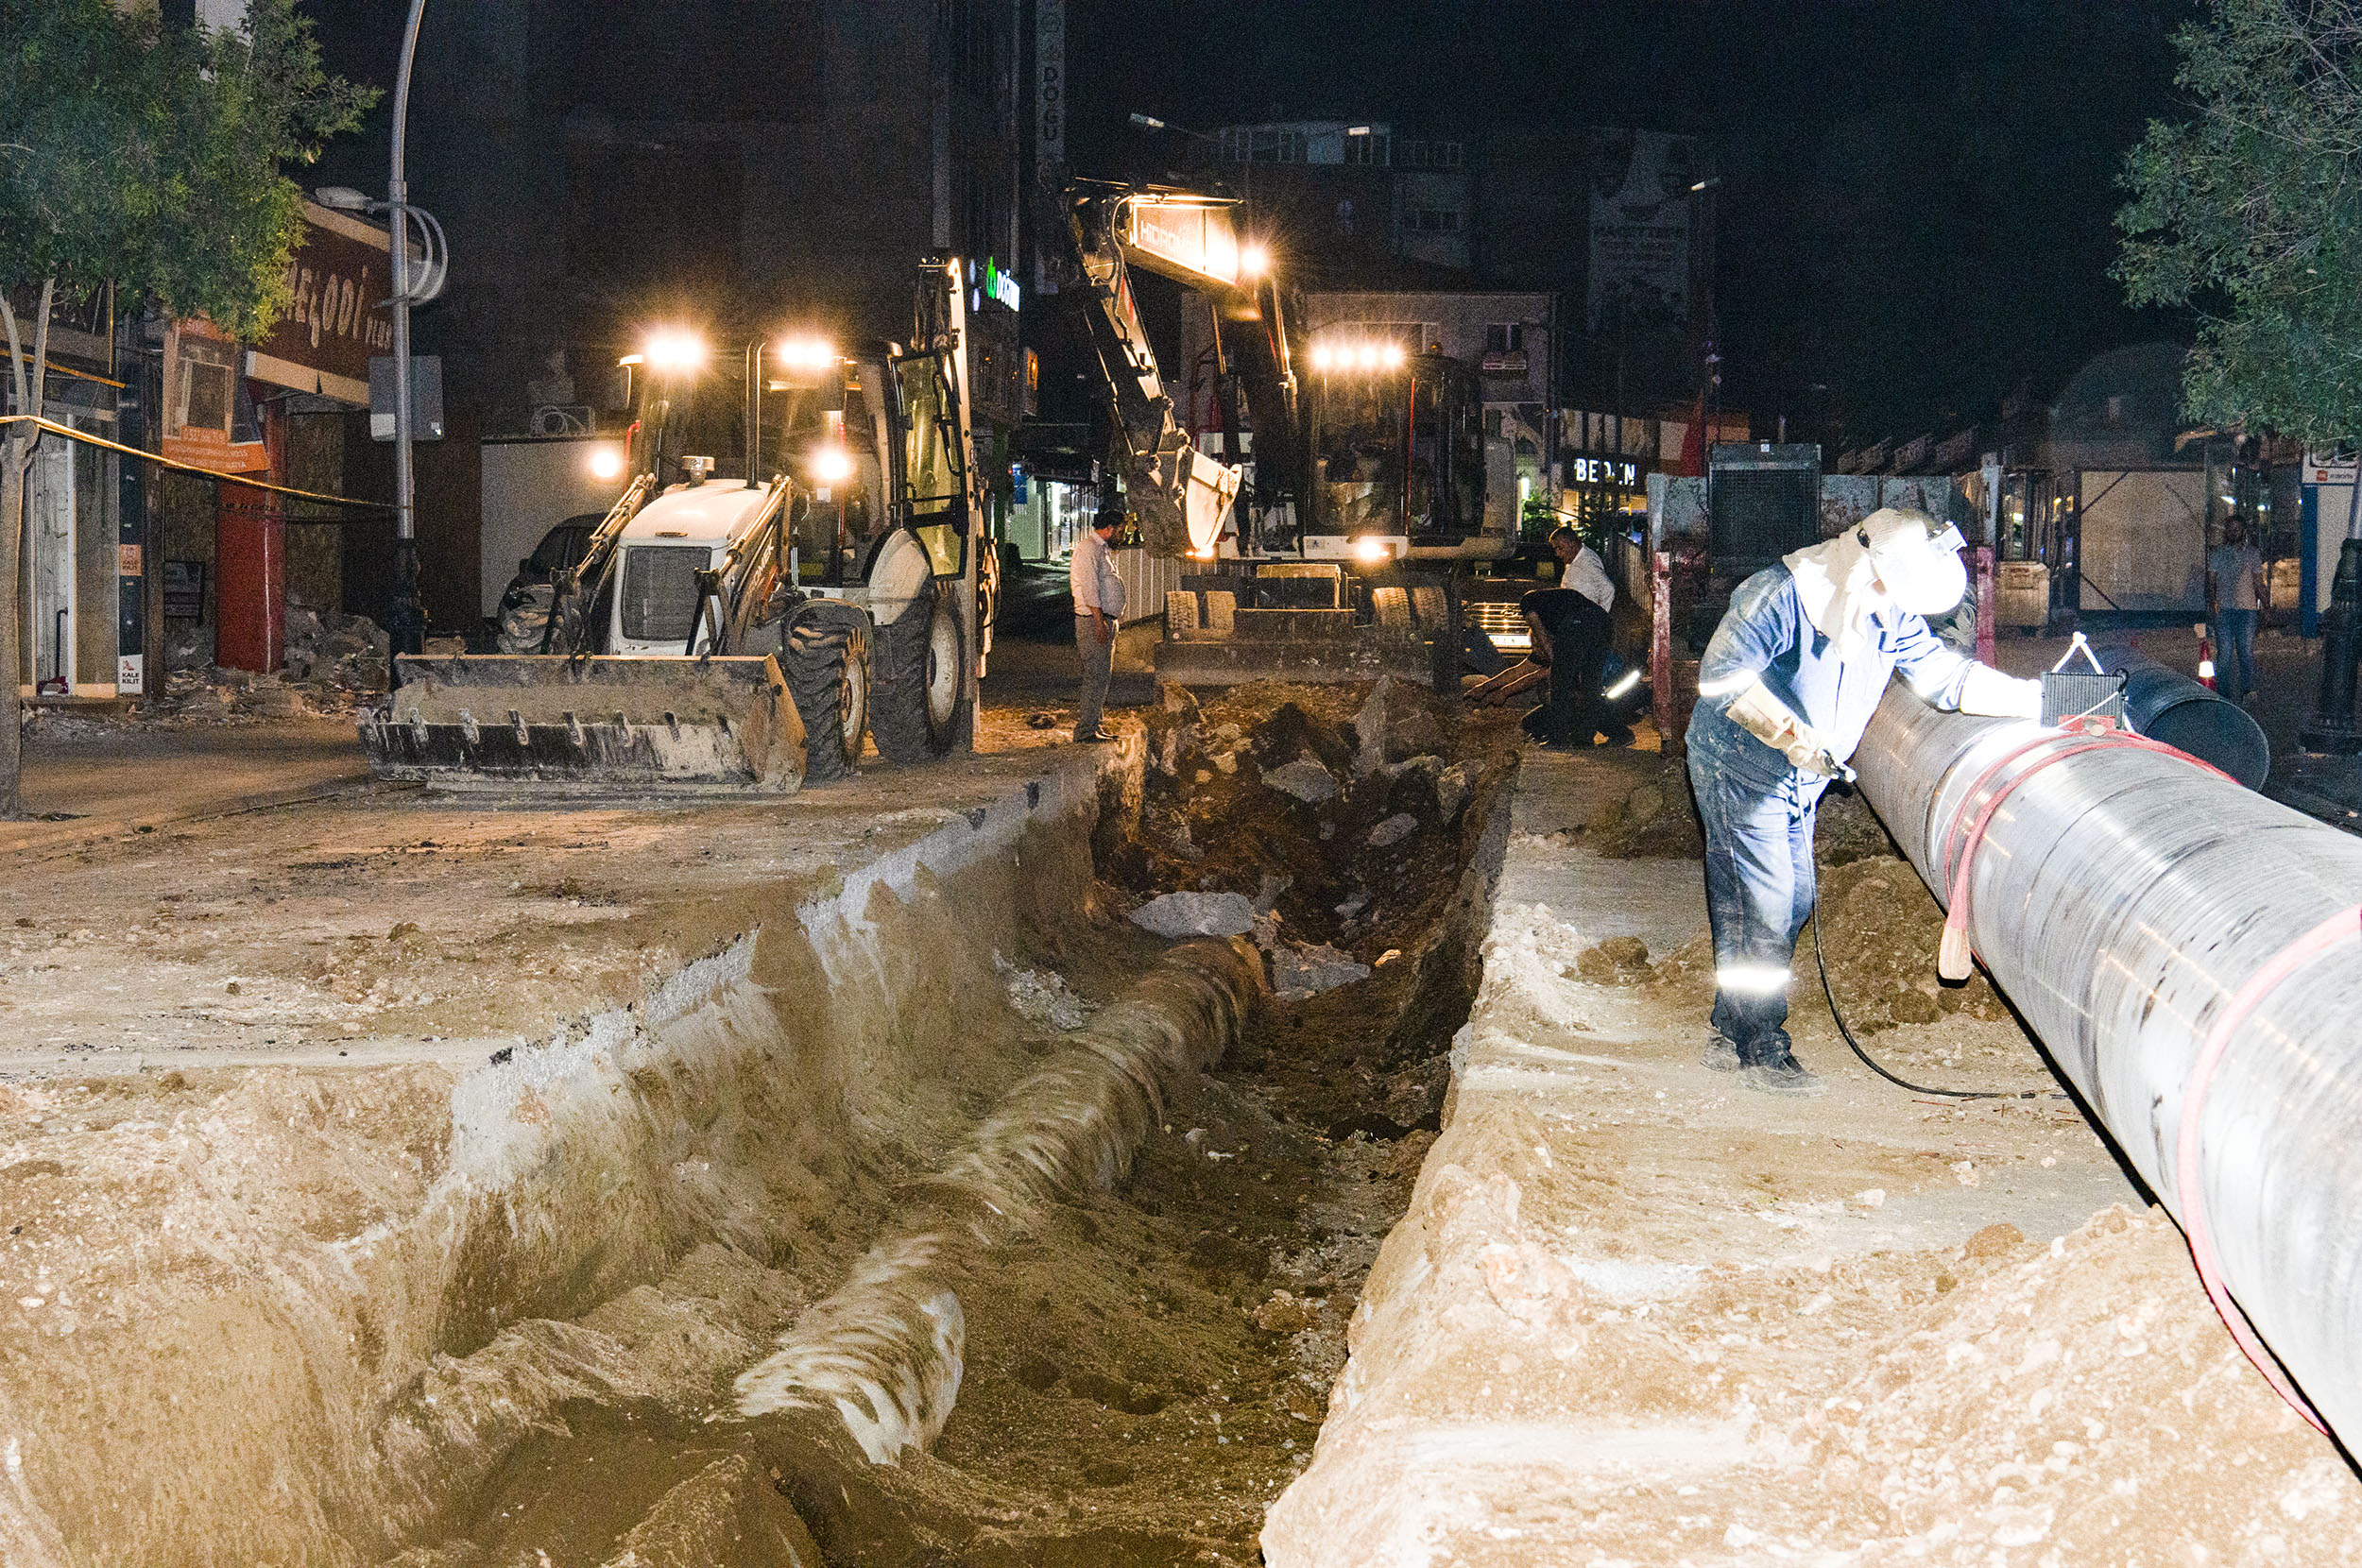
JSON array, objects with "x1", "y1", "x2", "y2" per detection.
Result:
[{"x1": 346, "y1": 680, "x2": 1520, "y2": 1568}]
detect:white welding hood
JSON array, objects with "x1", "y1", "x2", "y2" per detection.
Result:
[{"x1": 1786, "y1": 506, "x2": 1966, "y2": 657}]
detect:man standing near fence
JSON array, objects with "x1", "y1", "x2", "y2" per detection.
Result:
[
  {"x1": 2207, "y1": 521, "x2": 2263, "y2": 707},
  {"x1": 1070, "y1": 512, "x2": 1126, "y2": 742}
]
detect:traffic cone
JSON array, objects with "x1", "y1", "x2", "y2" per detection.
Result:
[{"x1": 2194, "y1": 622, "x2": 2217, "y2": 690}]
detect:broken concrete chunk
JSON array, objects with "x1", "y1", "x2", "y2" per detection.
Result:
[
  {"x1": 1386, "y1": 706, "x2": 1448, "y2": 761},
  {"x1": 1262, "y1": 758, "x2": 1338, "y2": 804},
  {"x1": 1366, "y1": 813, "x2": 1419, "y2": 849},
  {"x1": 1271, "y1": 942, "x2": 1371, "y2": 997},
  {"x1": 1436, "y1": 761, "x2": 1476, "y2": 823},
  {"x1": 1130, "y1": 891, "x2": 1258, "y2": 938}
]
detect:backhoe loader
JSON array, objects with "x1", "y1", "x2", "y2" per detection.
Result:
[{"x1": 360, "y1": 256, "x2": 991, "y2": 792}]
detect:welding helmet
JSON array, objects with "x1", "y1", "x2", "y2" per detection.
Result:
[{"x1": 1858, "y1": 508, "x2": 1967, "y2": 617}]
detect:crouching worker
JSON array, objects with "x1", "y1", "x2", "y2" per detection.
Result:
[
  {"x1": 1520, "y1": 582, "x2": 1633, "y2": 749},
  {"x1": 1687, "y1": 508, "x2": 2040, "y2": 1095}
]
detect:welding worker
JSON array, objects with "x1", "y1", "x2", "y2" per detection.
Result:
[{"x1": 1688, "y1": 508, "x2": 2042, "y2": 1095}]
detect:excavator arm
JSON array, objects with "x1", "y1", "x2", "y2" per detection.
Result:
[{"x1": 1063, "y1": 182, "x2": 1244, "y2": 557}]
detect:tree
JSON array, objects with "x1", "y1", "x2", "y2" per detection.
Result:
[
  {"x1": 0, "y1": 0, "x2": 372, "y2": 815},
  {"x1": 2116, "y1": 0, "x2": 2362, "y2": 443}
]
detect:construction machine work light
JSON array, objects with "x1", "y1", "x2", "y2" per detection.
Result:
[
  {"x1": 587, "y1": 445, "x2": 624, "y2": 481},
  {"x1": 644, "y1": 330, "x2": 708, "y2": 375},
  {"x1": 810, "y1": 445, "x2": 853, "y2": 484},
  {"x1": 778, "y1": 336, "x2": 836, "y2": 374},
  {"x1": 1353, "y1": 536, "x2": 1392, "y2": 563},
  {"x1": 1311, "y1": 337, "x2": 1407, "y2": 375},
  {"x1": 1239, "y1": 243, "x2": 1272, "y2": 278}
]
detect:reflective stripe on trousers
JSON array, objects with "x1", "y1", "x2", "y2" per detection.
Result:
[{"x1": 1688, "y1": 731, "x2": 1828, "y2": 1061}]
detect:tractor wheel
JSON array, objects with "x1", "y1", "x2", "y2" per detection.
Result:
[
  {"x1": 782, "y1": 600, "x2": 871, "y2": 784},
  {"x1": 869, "y1": 575, "x2": 968, "y2": 763}
]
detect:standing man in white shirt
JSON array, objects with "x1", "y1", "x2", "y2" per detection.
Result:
[{"x1": 1070, "y1": 513, "x2": 1127, "y2": 742}]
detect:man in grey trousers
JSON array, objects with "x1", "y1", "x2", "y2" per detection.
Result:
[{"x1": 1070, "y1": 514, "x2": 1126, "y2": 741}]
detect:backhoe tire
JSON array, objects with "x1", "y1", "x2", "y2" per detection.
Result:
[
  {"x1": 870, "y1": 576, "x2": 968, "y2": 764},
  {"x1": 783, "y1": 600, "x2": 870, "y2": 784},
  {"x1": 495, "y1": 583, "x2": 555, "y2": 654}
]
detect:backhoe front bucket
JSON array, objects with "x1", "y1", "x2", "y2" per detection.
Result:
[{"x1": 360, "y1": 655, "x2": 808, "y2": 793}]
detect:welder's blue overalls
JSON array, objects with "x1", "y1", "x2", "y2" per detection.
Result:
[{"x1": 1686, "y1": 567, "x2": 1972, "y2": 1064}]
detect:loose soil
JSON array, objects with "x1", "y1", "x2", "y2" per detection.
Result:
[{"x1": 379, "y1": 679, "x2": 1523, "y2": 1565}]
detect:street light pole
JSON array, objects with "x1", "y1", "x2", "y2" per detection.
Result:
[{"x1": 385, "y1": 0, "x2": 429, "y2": 668}]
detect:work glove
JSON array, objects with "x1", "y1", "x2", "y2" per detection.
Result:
[
  {"x1": 1959, "y1": 664, "x2": 2044, "y2": 719},
  {"x1": 1724, "y1": 677, "x2": 1856, "y2": 782}
]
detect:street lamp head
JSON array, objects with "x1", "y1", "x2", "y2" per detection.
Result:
[
  {"x1": 1129, "y1": 112, "x2": 1169, "y2": 131},
  {"x1": 315, "y1": 185, "x2": 373, "y2": 212},
  {"x1": 1689, "y1": 177, "x2": 1722, "y2": 194}
]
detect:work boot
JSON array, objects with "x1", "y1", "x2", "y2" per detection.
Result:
[
  {"x1": 1700, "y1": 1031, "x2": 1741, "y2": 1072},
  {"x1": 1741, "y1": 1047, "x2": 1824, "y2": 1097}
]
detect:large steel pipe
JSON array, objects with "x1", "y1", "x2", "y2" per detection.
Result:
[
  {"x1": 2096, "y1": 646, "x2": 2271, "y2": 788},
  {"x1": 1853, "y1": 682, "x2": 2362, "y2": 1442}
]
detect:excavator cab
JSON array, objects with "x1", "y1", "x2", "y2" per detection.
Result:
[{"x1": 1298, "y1": 339, "x2": 1486, "y2": 554}]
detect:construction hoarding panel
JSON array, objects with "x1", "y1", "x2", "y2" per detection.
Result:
[{"x1": 2079, "y1": 469, "x2": 2206, "y2": 612}]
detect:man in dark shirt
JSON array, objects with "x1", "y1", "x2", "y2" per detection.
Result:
[{"x1": 1519, "y1": 587, "x2": 1628, "y2": 747}]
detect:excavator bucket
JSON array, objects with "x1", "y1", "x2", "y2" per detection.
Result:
[{"x1": 359, "y1": 654, "x2": 807, "y2": 793}]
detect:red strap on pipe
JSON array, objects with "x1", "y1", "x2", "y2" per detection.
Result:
[
  {"x1": 1936, "y1": 717, "x2": 2326, "y2": 1432},
  {"x1": 2173, "y1": 906, "x2": 2352, "y2": 1436},
  {"x1": 1936, "y1": 720, "x2": 2232, "y2": 980}
]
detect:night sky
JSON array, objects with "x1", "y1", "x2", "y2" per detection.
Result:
[
  {"x1": 1070, "y1": 0, "x2": 2199, "y2": 447},
  {"x1": 304, "y1": 0, "x2": 2201, "y2": 452}
]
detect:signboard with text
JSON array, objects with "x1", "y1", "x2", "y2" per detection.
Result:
[
  {"x1": 245, "y1": 201, "x2": 398, "y2": 404},
  {"x1": 1566, "y1": 453, "x2": 1643, "y2": 489},
  {"x1": 160, "y1": 318, "x2": 265, "y2": 472}
]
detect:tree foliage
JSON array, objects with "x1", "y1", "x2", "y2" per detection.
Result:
[
  {"x1": 0, "y1": 0, "x2": 375, "y2": 335},
  {"x1": 2118, "y1": 0, "x2": 2362, "y2": 443}
]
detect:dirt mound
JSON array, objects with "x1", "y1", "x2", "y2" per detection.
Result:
[
  {"x1": 162, "y1": 602, "x2": 390, "y2": 721},
  {"x1": 1582, "y1": 758, "x2": 1703, "y2": 860},
  {"x1": 1800, "y1": 1204, "x2": 2362, "y2": 1561},
  {"x1": 1815, "y1": 785, "x2": 1902, "y2": 866},
  {"x1": 1124, "y1": 680, "x2": 1514, "y2": 958},
  {"x1": 1814, "y1": 854, "x2": 2011, "y2": 1033}
]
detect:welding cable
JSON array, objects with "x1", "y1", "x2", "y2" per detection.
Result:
[
  {"x1": 1806, "y1": 898, "x2": 2056, "y2": 1100},
  {"x1": 2172, "y1": 904, "x2": 2353, "y2": 1438}
]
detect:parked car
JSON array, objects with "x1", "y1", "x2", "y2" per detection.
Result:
[{"x1": 492, "y1": 514, "x2": 602, "y2": 653}]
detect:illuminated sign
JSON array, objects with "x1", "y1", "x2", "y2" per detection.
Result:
[
  {"x1": 983, "y1": 256, "x2": 1022, "y2": 313},
  {"x1": 1568, "y1": 454, "x2": 1641, "y2": 488}
]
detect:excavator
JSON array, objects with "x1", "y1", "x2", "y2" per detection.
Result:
[
  {"x1": 359, "y1": 255, "x2": 990, "y2": 792},
  {"x1": 1056, "y1": 179, "x2": 1511, "y2": 686}
]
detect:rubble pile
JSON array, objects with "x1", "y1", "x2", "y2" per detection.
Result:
[
  {"x1": 1123, "y1": 676, "x2": 1498, "y2": 959},
  {"x1": 162, "y1": 603, "x2": 389, "y2": 721}
]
